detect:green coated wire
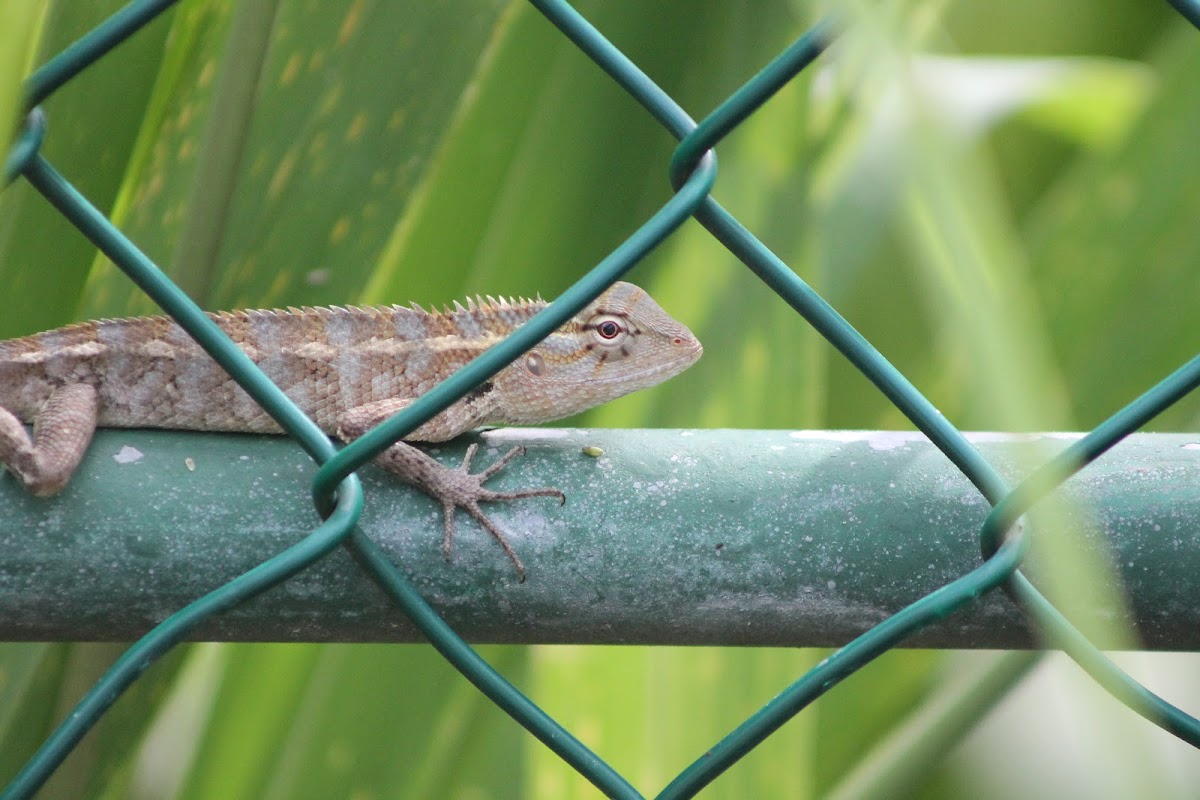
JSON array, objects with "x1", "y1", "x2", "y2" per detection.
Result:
[
  {"x1": 665, "y1": 205, "x2": 1200, "y2": 791},
  {"x1": 2, "y1": 153, "x2": 365, "y2": 800},
  {"x1": 22, "y1": 156, "x2": 336, "y2": 464},
  {"x1": 634, "y1": 3, "x2": 1200, "y2": 792},
  {"x1": 0, "y1": 488, "x2": 363, "y2": 800},
  {"x1": 313, "y1": 0, "x2": 717, "y2": 507},
  {"x1": 524, "y1": 6, "x2": 1023, "y2": 796},
  {"x1": 980, "y1": 351, "x2": 1200, "y2": 559},
  {"x1": 2, "y1": 107, "x2": 43, "y2": 185},
  {"x1": 352, "y1": 530, "x2": 644, "y2": 799},
  {"x1": 336, "y1": 159, "x2": 715, "y2": 799},
  {"x1": 646, "y1": 205, "x2": 1020, "y2": 798},
  {"x1": 326, "y1": 1, "x2": 723, "y2": 793},
  {"x1": 1165, "y1": 0, "x2": 1200, "y2": 29},
  {"x1": 526, "y1": 0, "x2": 698, "y2": 139},
  {"x1": 311, "y1": 150, "x2": 716, "y2": 502},
  {"x1": 1011, "y1": 574, "x2": 1200, "y2": 745},
  {"x1": 668, "y1": 17, "x2": 838, "y2": 189},
  {"x1": 677, "y1": 52, "x2": 1200, "y2": 800},
  {"x1": 665, "y1": 9, "x2": 1200, "y2": 786},
  {"x1": 592, "y1": 13, "x2": 1026, "y2": 793},
  {"x1": 312, "y1": 161, "x2": 713, "y2": 509},
  {"x1": 658, "y1": 537, "x2": 1030, "y2": 799},
  {"x1": 973, "y1": 351, "x2": 1200, "y2": 748},
  {"x1": 23, "y1": 0, "x2": 180, "y2": 109}
]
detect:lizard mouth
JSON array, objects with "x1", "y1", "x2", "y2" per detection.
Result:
[{"x1": 592, "y1": 339, "x2": 703, "y2": 388}]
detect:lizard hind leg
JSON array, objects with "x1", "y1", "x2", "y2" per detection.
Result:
[{"x1": 0, "y1": 383, "x2": 99, "y2": 496}]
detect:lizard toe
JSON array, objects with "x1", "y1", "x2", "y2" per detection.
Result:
[
  {"x1": 461, "y1": 500, "x2": 526, "y2": 583},
  {"x1": 477, "y1": 486, "x2": 565, "y2": 505},
  {"x1": 441, "y1": 500, "x2": 457, "y2": 562}
]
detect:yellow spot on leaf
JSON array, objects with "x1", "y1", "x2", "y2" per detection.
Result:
[
  {"x1": 146, "y1": 172, "x2": 164, "y2": 201},
  {"x1": 337, "y1": 0, "x2": 366, "y2": 47},
  {"x1": 387, "y1": 108, "x2": 406, "y2": 131},
  {"x1": 267, "y1": 271, "x2": 290, "y2": 300},
  {"x1": 163, "y1": 202, "x2": 183, "y2": 228},
  {"x1": 249, "y1": 150, "x2": 269, "y2": 177},
  {"x1": 346, "y1": 111, "x2": 368, "y2": 142},
  {"x1": 330, "y1": 216, "x2": 351, "y2": 244},
  {"x1": 198, "y1": 59, "x2": 216, "y2": 88},
  {"x1": 268, "y1": 147, "x2": 299, "y2": 200},
  {"x1": 280, "y1": 53, "x2": 302, "y2": 86},
  {"x1": 318, "y1": 84, "x2": 342, "y2": 117}
]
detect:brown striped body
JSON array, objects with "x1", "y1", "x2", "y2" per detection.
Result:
[
  {"x1": 0, "y1": 282, "x2": 702, "y2": 440},
  {"x1": 0, "y1": 304, "x2": 523, "y2": 438}
]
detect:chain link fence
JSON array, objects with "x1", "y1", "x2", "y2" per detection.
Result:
[{"x1": 3, "y1": 0, "x2": 1200, "y2": 797}]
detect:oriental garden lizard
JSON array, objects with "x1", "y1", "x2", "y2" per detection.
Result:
[{"x1": 0, "y1": 281, "x2": 702, "y2": 581}]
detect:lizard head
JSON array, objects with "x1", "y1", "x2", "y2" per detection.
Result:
[{"x1": 495, "y1": 281, "x2": 702, "y2": 423}]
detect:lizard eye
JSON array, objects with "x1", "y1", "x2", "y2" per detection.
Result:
[{"x1": 591, "y1": 315, "x2": 626, "y2": 343}]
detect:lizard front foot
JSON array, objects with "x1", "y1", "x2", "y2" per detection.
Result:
[
  {"x1": 437, "y1": 444, "x2": 565, "y2": 583},
  {"x1": 374, "y1": 440, "x2": 564, "y2": 582}
]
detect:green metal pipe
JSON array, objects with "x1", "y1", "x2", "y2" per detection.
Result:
[{"x1": 1, "y1": 429, "x2": 1196, "y2": 648}]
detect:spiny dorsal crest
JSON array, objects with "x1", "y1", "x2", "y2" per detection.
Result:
[
  {"x1": 3, "y1": 291, "x2": 555, "y2": 355},
  {"x1": 398, "y1": 293, "x2": 548, "y2": 339}
]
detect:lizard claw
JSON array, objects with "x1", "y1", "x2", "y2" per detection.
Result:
[{"x1": 435, "y1": 444, "x2": 564, "y2": 583}]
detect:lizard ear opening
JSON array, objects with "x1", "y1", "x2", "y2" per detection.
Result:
[{"x1": 524, "y1": 351, "x2": 545, "y2": 376}]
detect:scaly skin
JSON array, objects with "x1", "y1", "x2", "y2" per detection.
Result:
[{"x1": 0, "y1": 282, "x2": 702, "y2": 580}]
